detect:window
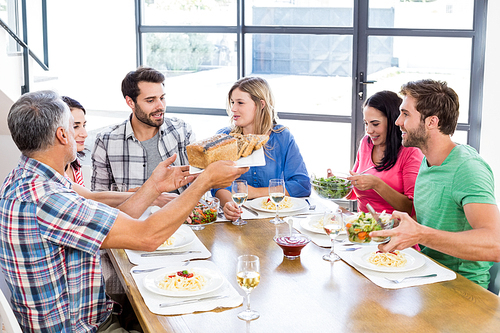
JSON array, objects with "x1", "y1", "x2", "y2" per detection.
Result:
[{"x1": 137, "y1": 0, "x2": 487, "y2": 175}]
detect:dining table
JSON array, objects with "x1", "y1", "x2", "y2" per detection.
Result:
[{"x1": 107, "y1": 210, "x2": 500, "y2": 333}]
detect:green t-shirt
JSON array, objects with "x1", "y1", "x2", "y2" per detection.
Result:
[{"x1": 414, "y1": 144, "x2": 496, "y2": 288}]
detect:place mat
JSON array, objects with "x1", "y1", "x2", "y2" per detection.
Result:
[
  {"x1": 215, "y1": 196, "x2": 336, "y2": 222},
  {"x1": 131, "y1": 260, "x2": 243, "y2": 315},
  {"x1": 125, "y1": 225, "x2": 211, "y2": 265},
  {"x1": 338, "y1": 245, "x2": 456, "y2": 289}
]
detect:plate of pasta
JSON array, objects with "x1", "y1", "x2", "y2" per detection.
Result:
[
  {"x1": 156, "y1": 226, "x2": 195, "y2": 251},
  {"x1": 143, "y1": 266, "x2": 224, "y2": 297},
  {"x1": 247, "y1": 196, "x2": 308, "y2": 214},
  {"x1": 350, "y1": 248, "x2": 425, "y2": 273}
]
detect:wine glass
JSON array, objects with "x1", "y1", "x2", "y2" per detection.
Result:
[
  {"x1": 236, "y1": 255, "x2": 260, "y2": 321},
  {"x1": 231, "y1": 180, "x2": 248, "y2": 226},
  {"x1": 322, "y1": 209, "x2": 344, "y2": 262},
  {"x1": 268, "y1": 179, "x2": 285, "y2": 224}
]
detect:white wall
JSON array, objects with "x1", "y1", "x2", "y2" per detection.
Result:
[{"x1": 480, "y1": 0, "x2": 500, "y2": 197}]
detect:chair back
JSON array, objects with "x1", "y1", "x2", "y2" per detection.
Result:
[
  {"x1": 488, "y1": 262, "x2": 500, "y2": 295},
  {"x1": 0, "y1": 287, "x2": 22, "y2": 332}
]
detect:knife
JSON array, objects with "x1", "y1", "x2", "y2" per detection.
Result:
[
  {"x1": 141, "y1": 250, "x2": 201, "y2": 257},
  {"x1": 242, "y1": 205, "x2": 259, "y2": 216},
  {"x1": 159, "y1": 295, "x2": 229, "y2": 308}
]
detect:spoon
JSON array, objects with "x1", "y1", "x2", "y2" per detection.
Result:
[{"x1": 305, "y1": 199, "x2": 316, "y2": 210}]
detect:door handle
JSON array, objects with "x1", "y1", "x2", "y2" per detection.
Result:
[{"x1": 358, "y1": 72, "x2": 376, "y2": 100}]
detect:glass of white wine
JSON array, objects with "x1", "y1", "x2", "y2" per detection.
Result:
[
  {"x1": 322, "y1": 209, "x2": 344, "y2": 262},
  {"x1": 268, "y1": 179, "x2": 285, "y2": 224},
  {"x1": 236, "y1": 254, "x2": 260, "y2": 321},
  {"x1": 231, "y1": 180, "x2": 248, "y2": 226}
]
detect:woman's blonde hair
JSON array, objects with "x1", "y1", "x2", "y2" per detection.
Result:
[{"x1": 227, "y1": 77, "x2": 279, "y2": 135}]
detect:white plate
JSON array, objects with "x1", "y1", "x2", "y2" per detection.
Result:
[
  {"x1": 156, "y1": 226, "x2": 195, "y2": 251},
  {"x1": 189, "y1": 147, "x2": 266, "y2": 174},
  {"x1": 247, "y1": 196, "x2": 308, "y2": 214},
  {"x1": 350, "y1": 247, "x2": 425, "y2": 273},
  {"x1": 143, "y1": 266, "x2": 224, "y2": 297},
  {"x1": 300, "y1": 215, "x2": 347, "y2": 235}
]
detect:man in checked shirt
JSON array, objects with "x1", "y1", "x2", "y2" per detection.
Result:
[
  {"x1": 91, "y1": 66, "x2": 195, "y2": 194},
  {"x1": 0, "y1": 90, "x2": 246, "y2": 332}
]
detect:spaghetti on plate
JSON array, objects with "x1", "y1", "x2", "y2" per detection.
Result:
[
  {"x1": 158, "y1": 270, "x2": 207, "y2": 291},
  {"x1": 261, "y1": 196, "x2": 293, "y2": 210},
  {"x1": 161, "y1": 236, "x2": 176, "y2": 247},
  {"x1": 368, "y1": 251, "x2": 407, "y2": 267}
]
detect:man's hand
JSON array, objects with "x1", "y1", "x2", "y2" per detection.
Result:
[
  {"x1": 200, "y1": 161, "x2": 249, "y2": 189},
  {"x1": 149, "y1": 154, "x2": 195, "y2": 194},
  {"x1": 369, "y1": 210, "x2": 421, "y2": 252}
]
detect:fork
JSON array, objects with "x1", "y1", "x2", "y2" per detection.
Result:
[
  {"x1": 132, "y1": 259, "x2": 190, "y2": 274},
  {"x1": 305, "y1": 199, "x2": 316, "y2": 210},
  {"x1": 384, "y1": 274, "x2": 437, "y2": 283}
]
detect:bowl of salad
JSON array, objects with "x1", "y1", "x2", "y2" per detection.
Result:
[
  {"x1": 310, "y1": 174, "x2": 353, "y2": 200},
  {"x1": 184, "y1": 197, "x2": 219, "y2": 230},
  {"x1": 345, "y1": 212, "x2": 394, "y2": 244}
]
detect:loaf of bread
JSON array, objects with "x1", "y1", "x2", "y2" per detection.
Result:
[{"x1": 187, "y1": 134, "x2": 239, "y2": 169}]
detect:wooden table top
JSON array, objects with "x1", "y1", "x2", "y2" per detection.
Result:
[{"x1": 108, "y1": 218, "x2": 500, "y2": 333}]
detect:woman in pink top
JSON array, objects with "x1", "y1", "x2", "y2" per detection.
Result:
[
  {"x1": 62, "y1": 96, "x2": 87, "y2": 186},
  {"x1": 329, "y1": 91, "x2": 423, "y2": 215}
]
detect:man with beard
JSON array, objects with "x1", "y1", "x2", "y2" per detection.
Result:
[
  {"x1": 91, "y1": 67, "x2": 195, "y2": 193},
  {"x1": 90, "y1": 67, "x2": 195, "y2": 305},
  {"x1": 370, "y1": 79, "x2": 500, "y2": 289}
]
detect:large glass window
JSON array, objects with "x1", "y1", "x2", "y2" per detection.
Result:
[
  {"x1": 142, "y1": 0, "x2": 236, "y2": 26},
  {"x1": 143, "y1": 32, "x2": 237, "y2": 109},
  {"x1": 369, "y1": 0, "x2": 474, "y2": 30},
  {"x1": 246, "y1": 0, "x2": 353, "y2": 27},
  {"x1": 137, "y1": 0, "x2": 486, "y2": 175}
]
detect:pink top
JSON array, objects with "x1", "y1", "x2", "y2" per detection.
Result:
[{"x1": 350, "y1": 136, "x2": 424, "y2": 214}]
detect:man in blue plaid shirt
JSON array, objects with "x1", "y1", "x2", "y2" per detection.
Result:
[
  {"x1": 0, "y1": 90, "x2": 246, "y2": 332},
  {"x1": 91, "y1": 67, "x2": 195, "y2": 193}
]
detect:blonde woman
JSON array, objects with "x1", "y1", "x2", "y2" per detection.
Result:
[{"x1": 212, "y1": 77, "x2": 311, "y2": 221}]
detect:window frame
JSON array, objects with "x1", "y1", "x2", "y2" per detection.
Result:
[{"x1": 135, "y1": 0, "x2": 488, "y2": 165}]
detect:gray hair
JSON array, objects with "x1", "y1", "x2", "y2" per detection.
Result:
[{"x1": 8, "y1": 90, "x2": 71, "y2": 156}]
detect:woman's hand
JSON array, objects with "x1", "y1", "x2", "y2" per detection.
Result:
[
  {"x1": 326, "y1": 168, "x2": 333, "y2": 178},
  {"x1": 347, "y1": 171, "x2": 380, "y2": 192},
  {"x1": 223, "y1": 201, "x2": 242, "y2": 221}
]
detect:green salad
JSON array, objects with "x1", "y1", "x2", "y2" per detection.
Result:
[
  {"x1": 311, "y1": 175, "x2": 352, "y2": 199},
  {"x1": 346, "y1": 212, "x2": 392, "y2": 243}
]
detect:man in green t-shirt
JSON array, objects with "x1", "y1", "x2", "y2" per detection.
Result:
[{"x1": 371, "y1": 79, "x2": 500, "y2": 288}]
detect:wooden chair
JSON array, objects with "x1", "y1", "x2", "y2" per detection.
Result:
[{"x1": 0, "y1": 287, "x2": 22, "y2": 332}]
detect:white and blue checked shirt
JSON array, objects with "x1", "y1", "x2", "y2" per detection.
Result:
[{"x1": 91, "y1": 116, "x2": 195, "y2": 192}]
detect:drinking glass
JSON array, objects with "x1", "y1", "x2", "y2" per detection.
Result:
[
  {"x1": 268, "y1": 179, "x2": 285, "y2": 224},
  {"x1": 231, "y1": 180, "x2": 248, "y2": 226},
  {"x1": 322, "y1": 209, "x2": 344, "y2": 262},
  {"x1": 236, "y1": 255, "x2": 260, "y2": 321}
]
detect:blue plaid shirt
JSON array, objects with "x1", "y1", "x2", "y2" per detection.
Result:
[
  {"x1": 0, "y1": 156, "x2": 119, "y2": 332},
  {"x1": 91, "y1": 116, "x2": 195, "y2": 192}
]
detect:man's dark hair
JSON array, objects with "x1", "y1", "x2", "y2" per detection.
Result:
[
  {"x1": 121, "y1": 67, "x2": 165, "y2": 103},
  {"x1": 400, "y1": 79, "x2": 459, "y2": 135}
]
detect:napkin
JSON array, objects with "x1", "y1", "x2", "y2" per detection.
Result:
[
  {"x1": 337, "y1": 245, "x2": 456, "y2": 289},
  {"x1": 124, "y1": 225, "x2": 211, "y2": 265},
  {"x1": 131, "y1": 260, "x2": 243, "y2": 315}
]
